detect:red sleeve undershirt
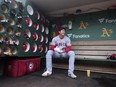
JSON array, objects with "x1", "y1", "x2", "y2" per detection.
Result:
[
  {"x1": 64, "y1": 46, "x2": 71, "y2": 53},
  {"x1": 50, "y1": 45, "x2": 55, "y2": 51}
]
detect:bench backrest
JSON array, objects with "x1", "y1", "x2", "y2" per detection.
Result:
[{"x1": 72, "y1": 40, "x2": 116, "y2": 60}]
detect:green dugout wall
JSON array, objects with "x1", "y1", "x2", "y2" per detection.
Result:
[{"x1": 51, "y1": 9, "x2": 116, "y2": 41}]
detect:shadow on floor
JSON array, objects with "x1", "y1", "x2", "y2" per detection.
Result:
[{"x1": 0, "y1": 68, "x2": 116, "y2": 87}]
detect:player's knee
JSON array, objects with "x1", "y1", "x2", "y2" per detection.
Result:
[{"x1": 68, "y1": 51, "x2": 75, "y2": 56}]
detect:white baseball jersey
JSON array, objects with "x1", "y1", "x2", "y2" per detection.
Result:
[{"x1": 51, "y1": 36, "x2": 71, "y2": 50}]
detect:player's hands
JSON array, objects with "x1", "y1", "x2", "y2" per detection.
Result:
[
  {"x1": 58, "y1": 50, "x2": 64, "y2": 53},
  {"x1": 54, "y1": 47, "x2": 61, "y2": 52},
  {"x1": 54, "y1": 47, "x2": 64, "y2": 53}
]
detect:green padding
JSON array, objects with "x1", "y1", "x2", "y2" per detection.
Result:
[{"x1": 52, "y1": 9, "x2": 116, "y2": 41}]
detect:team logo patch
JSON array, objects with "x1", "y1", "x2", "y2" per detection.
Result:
[{"x1": 29, "y1": 63, "x2": 34, "y2": 70}]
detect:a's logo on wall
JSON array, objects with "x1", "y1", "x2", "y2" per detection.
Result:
[
  {"x1": 79, "y1": 21, "x2": 88, "y2": 29},
  {"x1": 101, "y1": 28, "x2": 113, "y2": 37}
]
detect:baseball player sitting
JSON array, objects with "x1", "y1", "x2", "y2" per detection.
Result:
[{"x1": 42, "y1": 28, "x2": 77, "y2": 79}]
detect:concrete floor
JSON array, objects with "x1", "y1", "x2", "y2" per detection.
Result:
[{"x1": 0, "y1": 68, "x2": 116, "y2": 87}]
